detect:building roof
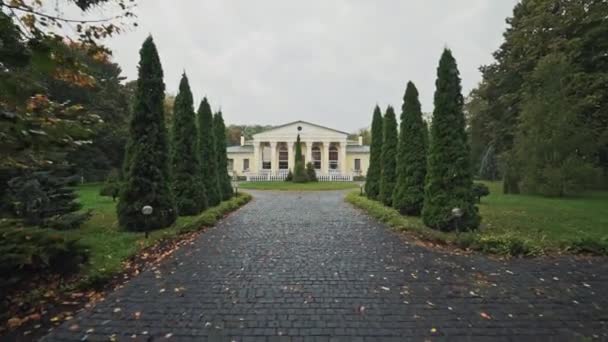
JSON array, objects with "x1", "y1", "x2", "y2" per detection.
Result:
[
  {"x1": 346, "y1": 145, "x2": 370, "y2": 153},
  {"x1": 252, "y1": 120, "x2": 350, "y2": 137},
  {"x1": 227, "y1": 145, "x2": 254, "y2": 153}
]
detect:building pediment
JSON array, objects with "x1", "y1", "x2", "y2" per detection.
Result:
[{"x1": 253, "y1": 121, "x2": 349, "y2": 141}]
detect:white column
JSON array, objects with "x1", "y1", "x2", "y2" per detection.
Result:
[
  {"x1": 288, "y1": 142, "x2": 295, "y2": 171},
  {"x1": 252, "y1": 141, "x2": 260, "y2": 174},
  {"x1": 340, "y1": 141, "x2": 347, "y2": 175},
  {"x1": 305, "y1": 141, "x2": 313, "y2": 166},
  {"x1": 322, "y1": 141, "x2": 330, "y2": 175},
  {"x1": 270, "y1": 141, "x2": 277, "y2": 173}
]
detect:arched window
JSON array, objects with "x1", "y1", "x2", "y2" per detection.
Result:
[
  {"x1": 278, "y1": 145, "x2": 288, "y2": 169},
  {"x1": 312, "y1": 146, "x2": 321, "y2": 169},
  {"x1": 329, "y1": 146, "x2": 338, "y2": 170}
]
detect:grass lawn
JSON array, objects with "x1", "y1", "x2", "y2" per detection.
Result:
[
  {"x1": 239, "y1": 181, "x2": 360, "y2": 191},
  {"x1": 347, "y1": 181, "x2": 608, "y2": 256},
  {"x1": 71, "y1": 184, "x2": 251, "y2": 285}
]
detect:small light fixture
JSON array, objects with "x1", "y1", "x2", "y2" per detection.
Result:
[{"x1": 142, "y1": 205, "x2": 153, "y2": 238}]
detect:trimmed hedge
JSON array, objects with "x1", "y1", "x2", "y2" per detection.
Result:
[
  {"x1": 346, "y1": 191, "x2": 542, "y2": 257},
  {"x1": 176, "y1": 193, "x2": 252, "y2": 234}
]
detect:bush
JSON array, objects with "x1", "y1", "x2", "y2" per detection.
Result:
[
  {"x1": 0, "y1": 227, "x2": 89, "y2": 290},
  {"x1": 293, "y1": 161, "x2": 308, "y2": 183},
  {"x1": 353, "y1": 176, "x2": 366, "y2": 182},
  {"x1": 177, "y1": 193, "x2": 252, "y2": 234},
  {"x1": 285, "y1": 170, "x2": 293, "y2": 182},
  {"x1": 306, "y1": 162, "x2": 318, "y2": 182},
  {"x1": 43, "y1": 210, "x2": 93, "y2": 230},
  {"x1": 568, "y1": 236, "x2": 608, "y2": 255},
  {"x1": 472, "y1": 183, "x2": 490, "y2": 203},
  {"x1": 99, "y1": 168, "x2": 121, "y2": 198}
]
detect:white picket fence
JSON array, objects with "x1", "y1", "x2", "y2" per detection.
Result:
[{"x1": 246, "y1": 171, "x2": 352, "y2": 182}]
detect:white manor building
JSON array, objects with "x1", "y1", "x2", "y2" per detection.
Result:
[{"x1": 227, "y1": 121, "x2": 370, "y2": 181}]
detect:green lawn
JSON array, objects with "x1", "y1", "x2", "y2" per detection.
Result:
[
  {"x1": 72, "y1": 184, "x2": 251, "y2": 285},
  {"x1": 347, "y1": 181, "x2": 608, "y2": 256},
  {"x1": 239, "y1": 181, "x2": 360, "y2": 191}
]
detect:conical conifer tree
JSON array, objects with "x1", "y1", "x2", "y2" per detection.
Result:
[
  {"x1": 393, "y1": 82, "x2": 427, "y2": 215},
  {"x1": 379, "y1": 106, "x2": 398, "y2": 206},
  {"x1": 364, "y1": 106, "x2": 383, "y2": 199},
  {"x1": 117, "y1": 36, "x2": 176, "y2": 231},
  {"x1": 293, "y1": 134, "x2": 308, "y2": 182},
  {"x1": 171, "y1": 73, "x2": 207, "y2": 215},
  {"x1": 422, "y1": 49, "x2": 480, "y2": 231},
  {"x1": 214, "y1": 110, "x2": 233, "y2": 200},
  {"x1": 197, "y1": 98, "x2": 221, "y2": 206}
]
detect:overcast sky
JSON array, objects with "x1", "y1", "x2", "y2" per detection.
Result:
[{"x1": 103, "y1": 1, "x2": 518, "y2": 131}]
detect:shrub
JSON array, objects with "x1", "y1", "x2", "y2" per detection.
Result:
[
  {"x1": 472, "y1": 183, "x2": 490, "y2": 203},
  {"x1": 117, "y1": 36, "x2": 177, "y2": 232},
  {"x1": 379, "y1": 106, "x2": 398, "y2": 206},
  {"x1": 393, "y1": 82, "x2": 427, "y2": 216},
  {"x1": 43, "y1": 210, "x2": 93, "y2": 230},
  {"x1": 293, "y1": 161, "x2": 308, "y2": 183},
  {"x1": 422, "y1": 49, "x2": 480, "y2": 231},
  {"x1": 171, "y1": 74, "x2": 208, "y2": 215},
  {"x1": 568, "y1": 236, "x2": 608, "y2": 256},
  {"x1": 305, "y1": 162, "x2": 318, "y2": 182},
  {"x1": 99, "y1": 168, "x2": 121, "y2": 198},
  {"x1": 0, "y1": 227, "x2": 89, "y2": 290},
  {"x1": 365, "y1": 106, "x2": 383, "y2": 200},
  {"x1": 285, "y1": 170, "x2": 293, "y2": 181},
  {"x1": 177, "y1": 193, "x2": 252, "y2": 234}
]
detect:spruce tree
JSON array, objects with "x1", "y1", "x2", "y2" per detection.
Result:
[
  {"x1": 379, "y1": 106, "x2": 398, "y2": 206},
  {"x1": 197, "y1": 98, "x2": 221, "y2": 206},
  {"x1": 171, "y1": 73, "x2": 207, "y2": 215},
  {"x1": 214, "y1": 111, "x2": 233, "y2": 200},
  {"x1": 364, "y1": 106, "x2": 383, "y2": 199},
  {"x1": 117, "y1": 36, "x2": 176, "y2": 231},
  {"x1": 422, "y1": 49, "x2": 480, "y2": 231},
  {"x1": 293, "y1": 134, "x2": 308, "y2": 183},
  {"x1": 393, "y1": 82, "x2": 427, "y2": 215}
]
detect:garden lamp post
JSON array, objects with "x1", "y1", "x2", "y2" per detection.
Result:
[
  {"x1": 359, "y1": 181, "x2": 365, "y2": 196},
  {"x1": 142, "y1": 205, "x2": 153, "y2": 238},
  {"x1": 232, "y1": 180, "x2": 239, "y2": 196},
  {"x1": 451, "y1": 207, "x2": 463, "y2": 232}
]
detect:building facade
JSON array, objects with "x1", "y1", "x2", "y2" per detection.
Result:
[{"x1": 227, "y1": 121, "x2": 370, "y2": 181}]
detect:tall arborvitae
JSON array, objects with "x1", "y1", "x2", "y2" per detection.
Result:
[
  {"x1": 171, "y1": 73, "x2": 207, "y2": 215},
  {"x1": 214, "y1": 110, "x2": 233, "y2": 200},
  {"x1": 393, "y1": 82, "x2": 427, "y2": 215},
  {"x1": 364, "y1": 106, "x2": 383, "y2": 199},
  {"x1": 379, "y1": 106, "x2": 398, "y2": 206},
  {"x1": 423, "y1": 49, "x2": 480, "y2": 231},
  {"x1": 197, "y1": 98, "x2": 221, "y2": 206},
  {"x1": 293, "y1": 134, "x2": 308, "y2": 182},
  {"x1": 117, "y1": 36, "x2": 176, "y2": 231}
]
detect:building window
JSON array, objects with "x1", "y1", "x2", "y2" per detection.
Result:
[
  {"x1": 243, "y1": 158, "x2": 249, "y2": 171},
  {"x1": 354, "y1": 158, "x2": 361, "y2": 171},
  {"x1": 278, "y1": 146, "x2": 288, "y2": 169},
  {"x1": 262, "y1": 145, "x2": 271, "y2": 169},
  {"x1": 227, "y1": 159, "x2": 234, "y2": 171},
  {"x1": 329, "y1": 146, "x2": 338, "y2": 170},
  {"x1": 312, "y1": 146, "x2": 321, "y2": 169}
]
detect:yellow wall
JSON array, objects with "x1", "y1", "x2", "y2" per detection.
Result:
[
  {"x1": 228, "y1": 151, "x2": 369, "y2": 177},
  {"x1": 345, "y1": 153, "x2": 369, "y2": 176},
  {"x1": 227, "y1": 153, "x2": 254, "y2": 177}
]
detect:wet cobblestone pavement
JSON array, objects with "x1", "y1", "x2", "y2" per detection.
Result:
[{"x1": 44, "y1": 190, "x2": 608, "y2": 341}]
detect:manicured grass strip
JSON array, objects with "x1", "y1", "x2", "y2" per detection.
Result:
[
  {"x1": 346, "y1": 189, "x2": 608, "y2": 256},
  {"x1": 239, "y1": 181, "x2": 360, "y2": 191},
  {"x1": 73, "y1": 184, "x2": 251, "y2": 285}
]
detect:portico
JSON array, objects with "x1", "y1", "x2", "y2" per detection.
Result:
[{"x1": 227, "y1": 121, "x2": 369, "y2": 181}]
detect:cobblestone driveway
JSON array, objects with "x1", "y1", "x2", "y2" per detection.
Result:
[{"x1": 45, "y1": 191, "x2": 608, "y2": 341}]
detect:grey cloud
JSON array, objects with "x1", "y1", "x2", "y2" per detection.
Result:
[{"x1": 106, "y1": 0, "x2": 518, "y2": 131}]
